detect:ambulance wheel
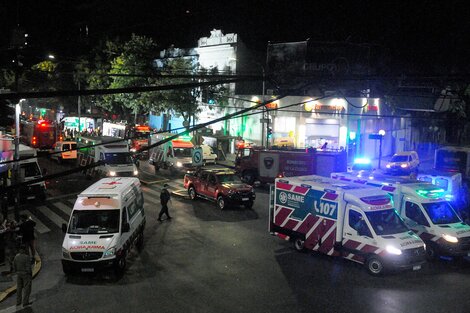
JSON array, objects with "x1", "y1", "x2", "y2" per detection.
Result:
[
  {"x1": 114, "y1": 254, "x2": 127, "y2": 275},
  {"x1": 245, "y1": 201, "x2": 254, "y2": 209},
  {"x1": 188, "y1": 186, "x2": 197, "y2": 200},
  {"x1": 217, "y1": 196, "x2": 226, "y2": 210},
  {"x1": 425, "y1": 242, "x2": 439, "y2": 261},
  {"x1": 136, "y1": 232, "x2": 144, "y2": 251},
  {"x1": 293, "y1": 238, "x2": 305, "y2": 252},
  {"x1": 366, "y1": 256, "x2": 385, "y2": 276},
  {"x1": 154, "y1": 165, "x2": 160, "y2": 174},
  {"x1": 62, "y1": 263, "x2": 73, "y2": 275}
]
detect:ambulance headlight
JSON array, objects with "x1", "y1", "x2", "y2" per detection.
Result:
[
  {"x1": 130, "y1": 148, "x2": 137, "y2": 152},
  {"x1": 62, "y1": 247, "x2": 70, "y2": 259},
  {"x1": 442, "y1": 234, "x2": 458, "y2": 243},
  {"x1": 109, "y1": 171, "x2": 117, "y2": 177},
  {"x1": 133, "y1": 170, "x2": 139, "y2": 176},
  {"x1": 401, "y1": 164, "x2": 408, "y2": 168},
  {"x1": 176, "y1": 162, "x2": 183, "y2": 167},
  {"x1": 103, "y1": 247, "x2": 116, "y2": 258},
  {"x1": 386, "y1": 245, "x2": 402, "y2": 255},
  {"x1": 386, "y1": 164, "x2": 391, "y2": 169}
]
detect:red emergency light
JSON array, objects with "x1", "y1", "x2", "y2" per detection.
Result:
[
  {"x1": 136, "y1": 125, "x2": 150, "y2": 132},
  {"x1": 32, "y1": 136, "x2": 37, "y2": 145}
]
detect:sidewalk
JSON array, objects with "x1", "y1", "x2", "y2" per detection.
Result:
[{"x1": 0, "y1": 253, "x2": 41, "y2": 303}]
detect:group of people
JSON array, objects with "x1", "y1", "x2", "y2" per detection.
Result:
[{"x1": 0, "y1": 213, "x2": 37, "y2": 307}]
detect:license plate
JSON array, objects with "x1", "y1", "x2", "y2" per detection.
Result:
[
  {"x1": 242, "y1": 198, "x2": 249, "y2": 201},
  {"x1": 412, "y1": 265, "x2": 421, "y2": 271},
  {"x1": 81, "y1": 268, "x2": 94, "y2": 273}
]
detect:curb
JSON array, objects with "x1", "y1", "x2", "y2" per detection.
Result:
[{"x1": 0, "y1": 254, "x2": 42, "y2": 303}]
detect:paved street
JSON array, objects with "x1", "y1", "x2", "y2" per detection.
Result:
[{"x1": 1, "y1": 157, "x2": 470, "y2": 313}]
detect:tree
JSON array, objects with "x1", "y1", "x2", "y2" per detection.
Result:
[
  {"x1": 158, "y1": 57, "x2": 201, "y2": 129},
  {"x1": 96, "y1": 34, "x2": 161, "y2": 122},
  {"x1": 0, "y1": 99, "x2": 15, "y2": 129}
]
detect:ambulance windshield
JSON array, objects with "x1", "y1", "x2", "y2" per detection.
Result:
[
  {"x1": 422, "y1": 201, "x2": 461, "y2": 225},
  {"x1": 105, "y1": 153, "x2": 133, "y2": 165},
  {"x1": 365, "y1": 209, "x2": 409, "y2": 236},
  {"x1": 174, "y1": 147, "x2": 192, "y2": 157},
  {"x1": 68, "y1": 210, "x2": 120, "y2": 234}
]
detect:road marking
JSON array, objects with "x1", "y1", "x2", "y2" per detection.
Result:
[
  {"x1": 8, "y1": 210, "x2": 51, "y2": 234},
  {"x1": 53, "y1": 201, "x2": 72, "y2": 217},
  {"x1": 37, "y1": 205, "x2": 68, "y2": 228}
]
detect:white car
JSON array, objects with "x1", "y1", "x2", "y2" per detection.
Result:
[
  {"x1": 385, "y1": 151, "x2": 420, "y2": 175},
  {"x1": 50, "y1": 141, "x2": 77, "y2": 164}
]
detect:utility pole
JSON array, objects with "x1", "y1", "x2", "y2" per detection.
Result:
[{"x1": 78, "y1": 80, "x2": 81, "y2": 135}]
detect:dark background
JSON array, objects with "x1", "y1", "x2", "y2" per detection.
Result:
[{"x1": 1, "y1": 0, "x2": 469, "y2": 73}]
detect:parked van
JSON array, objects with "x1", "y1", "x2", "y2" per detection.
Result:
[
  {"x1": 385, "y1": 151, "x2": 420, "y2": 175},
  {"x1": 201, "y1": 144, "x2": 217, "y2": 164},
  {"x1": 61, "y1": 177, "x2": 146, "y2": 275},
  {"x1": 50, "y1": 140, "x2": 77, "y2": 164}
]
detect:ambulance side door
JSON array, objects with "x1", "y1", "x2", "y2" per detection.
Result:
[
  {"x1": 120, "y1": 206, "x2": 132, "y2": 251},
  {"x1": 343, "y1": 205, "x2": 375, "y2": 261}
]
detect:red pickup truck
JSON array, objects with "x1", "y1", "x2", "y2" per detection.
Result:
[{"x1": 183, "y1": 169, "x2": 256, "y2": 210}]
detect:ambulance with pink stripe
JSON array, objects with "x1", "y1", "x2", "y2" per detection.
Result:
[
  {"x1": 269, "y1": 175, "x2": 426, "y2": 275},
  {"x1": 331, "y1": 172, "x2": 470, "y2": 261}
]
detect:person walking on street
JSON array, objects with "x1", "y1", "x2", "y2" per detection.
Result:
[
  {"x1": 13, "y1": 245, "x2": 33, "y2": 307},
  {"x1": 18, "y1": 214, "x2": 36, "y2": 260},
  {"x1": 158, "y1": 184, "x2": 172, "y2": 221}
]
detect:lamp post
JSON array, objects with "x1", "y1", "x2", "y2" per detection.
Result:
[{"x1": 378, "y1": 129, "x2": 385, "y2": 169}]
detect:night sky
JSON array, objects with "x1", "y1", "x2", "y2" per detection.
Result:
[{"x1": 1, "y1": 0, "x2": 470, "y2": 72}]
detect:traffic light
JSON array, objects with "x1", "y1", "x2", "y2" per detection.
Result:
[
  {"x1": 267, "y1": 127, "x2": 273, "y2": 139},
  {"x1": 0, "y1": 99, "x2": 15, "y2": 128}
]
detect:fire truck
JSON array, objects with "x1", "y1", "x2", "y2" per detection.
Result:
[
  {"x1": 235, "y1": 146, "x2": 347, "y2": 184},
  {"x1": 269, "y1": 175, "x2": 426, "y2": 275},
  {"x1": 20, "y1": 119, "x2": 58, "y2": 150}
]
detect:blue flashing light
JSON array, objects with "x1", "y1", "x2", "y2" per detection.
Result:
[{"x1": 354, "y1": 158, "x2": 371, "y2": 165}]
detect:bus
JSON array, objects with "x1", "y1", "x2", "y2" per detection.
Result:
[{"x1": 20, "y1": 119, "x2": 58, "y2": 150}]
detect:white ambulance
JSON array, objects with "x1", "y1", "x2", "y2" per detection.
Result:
[
  {"x1": 269, "y1": 175, "x2": 426, "y2": 275},
  {"x1": 331, "y1": 172, "x2": 470, "y2": 260},
  {"x1": 148, "y1": 133, "x2": 194, "y2": 173},
  {"x1": 61, "y1": 177, "x2": 146, "y2": 275}
]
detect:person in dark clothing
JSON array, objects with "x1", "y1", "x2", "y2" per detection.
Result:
[
  {"x1": 18, "y1": 214, "x2": 36, "y2": 259},
  {"x1": 13, "y1": 245, "x2": 33, "y2": 307},
  {"x1": 158, "y1": 184, "x2": 172, "y2": 221}
]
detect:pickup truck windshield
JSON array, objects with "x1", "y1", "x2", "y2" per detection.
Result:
[
  {"x1": 422, "y1": 201, "x2": 461, "y2": 225},
  {"x1": 218, "y1": 174, "x2": 242, "y2": 183},
  {"x1": 174, "y1": 147, "x2": 192, "y2": 157},
  {"x1": 68, "y1": 210, "x2": 120, "y2": 234},
  {"x1": 365, "y1": 209, "x2": 409, "y2": 235},
  {"x1": 105, "y1": 153, "x2": 133, "y2": 164}
]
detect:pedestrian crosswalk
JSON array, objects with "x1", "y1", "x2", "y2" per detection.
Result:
[{"x1": 8, "y1": 178, "x2": 186, "y2": 235}]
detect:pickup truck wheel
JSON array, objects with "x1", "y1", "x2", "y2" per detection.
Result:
[
  {"x1": 293, "y1": 238, "x2": 305, "y2": 252},
  {"x1": 366, "y1": 256, "x2": 385, "y2": 276},
  {"x1": 188, "y1": 186, "x2": 197, "y2": 200},
  {"x1": 217, "y1": 195, "x2": 226, "y2": 210}
]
